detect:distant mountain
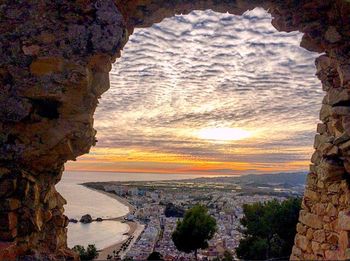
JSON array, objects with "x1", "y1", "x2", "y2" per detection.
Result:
[
  {"x1": 194, "y1": 172, "x2": 307, "y2": 187},
  {"x1": 234, "y1": 172, "x2": 307, "y2": 186}
]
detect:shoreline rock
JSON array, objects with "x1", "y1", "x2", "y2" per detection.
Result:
[{"x1": 80, "y1": 214, "x2": 93, "y2": 224}]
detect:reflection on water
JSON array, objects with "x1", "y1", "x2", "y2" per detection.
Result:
[
  {"x1": 57, "y1": 179, "x2": 128, "y2": 219},
  {"x1": 67, "y1": 221, "x2": 129, "y2": 250},
  {"x1": 57, "y1": 172, "x2": 130, "y2": 249}
]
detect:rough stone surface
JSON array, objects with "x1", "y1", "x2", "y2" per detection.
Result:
[
  {"x1": 79, "y1": 214, "x2": 92, "y2": 224},
  {"x1": 0, "y1": 0, "x2": 350, "y2": 260}
]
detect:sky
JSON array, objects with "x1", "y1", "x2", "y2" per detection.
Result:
[{"x1": 66, "y1": 8, "x2": 323, "y2": 175}]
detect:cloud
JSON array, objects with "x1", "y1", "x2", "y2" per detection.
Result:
[{"x1": 87, "y1": 8, "x2": 322, "y2": 171}]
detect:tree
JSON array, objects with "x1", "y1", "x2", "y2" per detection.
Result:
[
  {"x1": 147, "y1": 251, "x2": 164, "y2": 260},
  {"x1": 236, "y1": 197, "x2": 301, "y2": 260},
  {"x1": 172, "y1": 204, "x2": 217, "y2": 260},
  {"x1": 72, "y1": 244, "x2": 99, "y2": 260}
]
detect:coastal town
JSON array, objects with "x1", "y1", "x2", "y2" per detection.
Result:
[{"x1": 83, "y1": 173, "x2": 306, "y2": 260}]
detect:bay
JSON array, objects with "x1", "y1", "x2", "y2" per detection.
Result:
[{"x1": 56, "y1": 171, "x2": 209, "y2": 249}]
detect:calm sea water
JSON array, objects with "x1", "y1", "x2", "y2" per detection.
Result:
[{"x1": 56, "y1": 171, "x2": 210, "y2": 249}]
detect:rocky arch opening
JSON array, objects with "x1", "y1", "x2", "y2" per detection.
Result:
[
  {"x1": 0, "y1": 1, "x2": 350, "y2": 260},
  {"x1": 61, "y1": 7, "x2": 321, "y2": 258}
]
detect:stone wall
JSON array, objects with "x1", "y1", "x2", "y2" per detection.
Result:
[
  {"x1": 0, "y1": 1, "x2": 128, "y2": 259},
  {"x1": 0, "y1": 0, "x2": 349, "y2": 260},
  {"x1": 290, "y1": 39, "x2": 350, "y2": 261}
]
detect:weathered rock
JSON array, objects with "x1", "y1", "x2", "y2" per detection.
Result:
[
  {"x1": 0, "y1": 179, "x2": 16, "y2": 198},
  {"x1": 316, "y1": 158, "x2": 345, "y2": 182},
  {"x1": 321, "y1": 243, "x2": 331, "y2": 250},
  {"x1": 325, "y1": 250, "x2": 339, "y2": 260},
  {"x1": 320, "y1": 104, "x2": 332, "y2": 122},
  {"x1": 332, "y1": 106, "x2": 350, "y2": 117},
  {"x1": 316, "y1": 55, "x2": 332, "y2": 74},
  {"x1": 0, "y1": 212, "x2": 17, "y2": 231},
  {"x1": 79, "y1": 214, "x2": 92, "y2": 224},
  {"x1": 327, "y1": 232, "x2": 339, "y2": 245},
  {"x1": 313, "y1": 230, "x2": 326, "y2": 243},
  {"x1": 290, "y1": 254, "x2": 300, "y2": 260},
  {"x1": 0, "y1": 242, "x2": 21, "y2": 261},
  {"x1": 307, "y1": 171, "x2": 317, "y2": 185},
  {"x1": 339, "y1": 210, "x2": 350, "y2": 231},
  {"x1": 317, "y1": 123, "x2": 327, "y2": 134},
  {"x1": 0, "y1": 229, "x2": 17, "y2": 242},
  {"x1": 43, "y1": 210, "x2": 53, "y2": 222},
  {"x1": 327, "y1": 183, "x2": 340, "y2": 193},
  {"x1": 304, "y1": 189, "x2": 319, "y2": 202},
  {"x1": 326, "y1": 88, "x2": 350, "y2": 106},
  {"x1": 306, "y1": 228, "x2": 314, "y2": 240},
  {"x1": 334, "y1": 133, "x2": 350, "y2": 146},
  {"x1": 339, "y1": 140, "x2": 350, "y2": 152},
  {"x1": 22, "y1": 45, "x2": 40, "y2": 56},
  {"x1": 344, "y1": 160, "x2": 350, "y2": 174},
  {"x1": 299, "y1": 210, "x2": 323, "y2": 229},
  {"x1": 312, "y1": 203, "x2": 326, "y2": 216},
  {"x1": 345, "y1": 248, "x2": 350, "y2": 260},
  {"x1": 292, "y1": 245, "x2": 302, "y2": 257},
  {"x1": 339, "y1": 231, "x2": 350, "y2": 251},
  {"x1": 324, "y1": 216, "x2": 339, "y2": 232},
  {"x1": 343, "y1": 116, "x2": 350, "y2": 136},
  {"x1": 296, "y1": 222, "x2": 307, "y2": 235},
  {"x1": 332, "y1": 119, "x2": 345, "y2": 138},
  {"x1": 295, "y1": 234, "x2": 310, "y2": 252},
  {"x1": 317, "y1": 180, "x2": 325, "y2": 189},
  {"x1": 311, "y1": 241, "x2": 322, "y2": 255},
  {"x1": 30, "y1": 57, "x2": 64, "y2": 76},
  {"x1": 325, "y1": 203, "x2": 337, "y2": 217},
  {"x1": 325, "y1": 26, "x2": 342, "y2": 43},
  {"x1": 0, "y1": 199, "x2": 20, "y2": 211},
  {"x1": 337, "y1": 65, "x2": 350, "y2": 87}
]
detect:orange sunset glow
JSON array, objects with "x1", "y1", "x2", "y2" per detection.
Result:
[{"x1": 66, "y1": 8, "x2": 321, "y2": 175}]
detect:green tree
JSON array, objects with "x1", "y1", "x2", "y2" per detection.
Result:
[
  {"x1": 147, "y1": 251, "x2": 164, "y2": 260},
  {"x1": 236, "y1": 197, "x2": 301, "y2": 260},
  {"x1": 172, "y1": 205, "x2": 217, "y2": 260},
  {"x1": 72, "y1": 244, "x2": 99, "y2": 260}
]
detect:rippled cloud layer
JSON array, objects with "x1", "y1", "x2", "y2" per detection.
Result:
[{"x1": 68, "y1": 8, "x2": 323, "y2": 174}]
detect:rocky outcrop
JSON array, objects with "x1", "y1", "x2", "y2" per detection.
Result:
[
  {"x1": 0, "y1": 0, "x2": 349, "y2": 260},
  {"x1": 0, "y1": 1, "x2": 127, "y2": 260},
  {"x1": 69, "y1": 219, "x2": 78, "y2": 224},
  {"x1": 79, "y1": 215, "x2": 93, "y2": 224}
]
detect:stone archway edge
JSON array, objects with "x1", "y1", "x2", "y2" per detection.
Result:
[{"x1": 0, "y1": 0, "x2": 349, "y2": 260}]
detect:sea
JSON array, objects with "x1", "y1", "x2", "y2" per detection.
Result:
[{"x1": 56, "y1": 171, "x2": 210, "y2": 250}]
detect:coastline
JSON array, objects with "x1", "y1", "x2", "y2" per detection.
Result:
[
  {"x1": 82, "y1": 185, "x2": 144, "y2": 260},
  {"x1": 85, "y1": 186, "x2": 135, "y2": 218},
  {"x1": 96, "y1": 221, "x2": 144, "y2": 260}
]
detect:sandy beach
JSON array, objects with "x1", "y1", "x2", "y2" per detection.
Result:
[
  {"x1": 96, "y1": 221, "x2": 145, "y2": 260},
  {"x1": 84, "y1": 186, "x2": 144, "y2": 260}
]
